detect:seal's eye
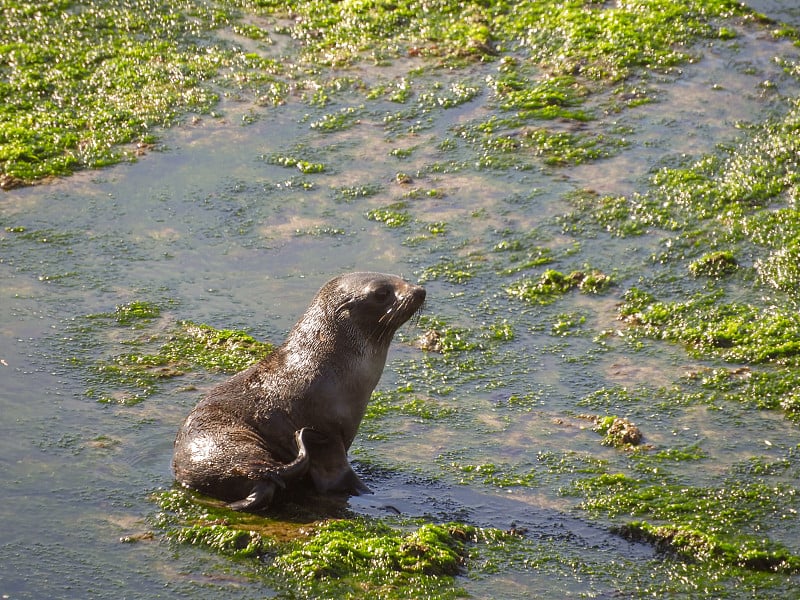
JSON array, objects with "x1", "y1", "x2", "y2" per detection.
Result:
[{"x1": 371, "y1": 286, "x2": 393, "y2": 303}]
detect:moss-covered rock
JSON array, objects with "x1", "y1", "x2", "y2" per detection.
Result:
[
  {"x1": 152, "y1": 488, "x2": 514, "y2": 600},
  {"x1": 617, "y1": 521, "x2": 800, "y2": 573}
]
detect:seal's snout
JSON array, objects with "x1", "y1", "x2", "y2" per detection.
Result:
[
  {"x1": 404, "y1": 283, "x2": 426, "y2": 316},
  {"x1": 405, "y1": 284, "x2": 426, "y2": 308}
]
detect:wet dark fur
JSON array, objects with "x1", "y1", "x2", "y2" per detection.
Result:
[{"x1": 172, "y1": 272, "x2": 425, "y2": 510}]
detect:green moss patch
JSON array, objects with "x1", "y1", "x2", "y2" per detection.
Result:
[
  {"x1": 278, "y1": 520, "x2": 469, "y2": 579},
  {"x1": 108, "y1": 301, "x2": 162, "y2": 326},
  {"x1": 2, "y1": 0, "x2": 760, "y2": 185},
  {"x1": 507, "y1": 268, "x2": 613, "y2": 305},
  {"x1": 688, "y1": 250, "x2": 738, "y2": 278},
  {"x1": 416, "y1": 316, "x2": 480, "y2": 354},
  {"x1": 365, "y1": 389, "x2": 456, "y2": 424},
  {"x1": 619, "y1": 288, "x2": 800, "y2": 365},
  {"x1": 367, "y1": 203, "x2": 412, "y2": 228},
  {"x1": 419, "y1": 257, "x2": 482, "y2": 284},
  {"x1": 561, "y1": 100, "x2": 800, "y2": 244},
  {"x1": 591, "y1": 415, "x2": 644, "y2": 448},
  {"x1": 449, "y1": 461, "x2": 537, "y2": 488},
  {"x1": 498, "y1": 0, "x2": 745, "y2": 82},
  {"x1": 0, "y1": 0, "x2": 228, "y2": 185},
  {"x1": 74, "y1": 305, "x2": 270, "y2": 405},
  {"x1": 152, "y1": 488, "x2": 515, "y2": 600},
  {"x1": 756, "y1": 242, "x2": 800, "y2": 294},
  {"x1": 575, "y1": 473, "x2": 796, "y2": 529},
  {"x1": 266, "y1": 152, "x2": 327, "y2": 174},
  {"x1": 571, "y1": 473, "x2": 800, "y2": 573},
  {"x1": 617, "y1": 521, "x2": 800, "y2": 573}
]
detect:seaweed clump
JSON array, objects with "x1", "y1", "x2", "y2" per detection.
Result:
[
  {"x1": 74, "y1": 305, "x2": 271, "y2": 405},
  {"x1": 151, "y1": 488, "x2": 513, "y2": 600},
  {"x1": 616, "y1": 522, "x2": 800, "y2": 573},
  {"x1": 592, "y1": 415, "x2": 643, "y2": 448},
  {"x1": 507, "y1": 268, "x2": 613, "y2": 305}
]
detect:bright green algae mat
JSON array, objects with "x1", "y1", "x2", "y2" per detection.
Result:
[
  {"x1": 0, "y1": 0, "x2": 224, "y2": 186},
  {"x1": 13, "y1": 0, "x2": 800, "y2": 597},
  {"x1": 1, "y1": 0, "x2": 749, "y2": 187},
  {"x1": 151, "y1": 488, "x2": 522, "y2": 600}
]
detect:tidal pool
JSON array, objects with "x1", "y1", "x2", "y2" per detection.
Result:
[{"x1": 3, "y1": 1, "x2": 800, "y2": 598}]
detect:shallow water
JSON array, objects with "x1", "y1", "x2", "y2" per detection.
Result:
[{"x1": 3, "y1": 2, "x2": 800, "y2": 598}]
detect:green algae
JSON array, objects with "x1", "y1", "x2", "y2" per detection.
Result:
[
  {"x1": 152, "y1": 488, "x2": 516, "y2": 600},
  {"x1": 277, "y1": 520, "x2": 469, "y2": 579},
  {"x1": 363, "y1": 389, "x2": 456, "y2": 431},
  {"x1": 74, "y1": 307, "x2": 271, "y2": 404},
  {"x1": 619, "y1": 288, "x2": 800, "y2": 365},
  {"x1": 566, "y1": 99, "x2": 800, "y2": 241},
  {"x1": 390, "y1": 147, "x2": 414, "y2": 159},
  {"x1": 550, "y1": 312, "x2": 587, "y2": 337},
  {"x1": 174, "y1": 523, "x2": 270, "y2": 559},
  {"x1": 575, "y1": 474, "x2": 800, "y2": 573},
  {"x1": 497, "y1": 0, "x2": 746, "y2": 82},
  {"x1": 244, "y1": 0, "x2": 747, "y2": 77},
  {"x1": 162, "y1": 321, "x2": 272, "y2": 372},
  {"x1": 13, "y1": 0, "x2": 800, "y2": 596},
  {"x1": 153, "y1": 488, "x2": 281, "y2": 557},
  {"x1": 416, "y1": 316, "x2": 479, "y2": 355},
  {"x1": 0, "y1": 0, "x2": 226, "y2": 185},
  {"x1": 419, "y1": 257, "x2": 481, "y2": 284},
  {"x1": 755, "y1": 241, "x2": 800, "y2": 295},
  {"x1": 617, "y1": 521, "x2": 800, "y2": 573},
  {"x1": 453, "y1": 117, "x2": 624, "y2": 169},
  {"x1": 366, "y1": 203, "x2": 412, "y2": 228},
  {"x1": 110, "y1": 301, "x2": 161, "y2": 326},
  {"x1": 571, "y1": 473, "x2": 800, "y2": 573},
  {"x1": 688, "y1": 250, "x2": 738, "y2": 278},
  {"x1": 493, "y1": 235, "x2": 554, "y2": 276},
  {"x1": 309, "y1": 106, "x2": 363, "y2": 132},
  {"x1": 2, "y1": 0, "x2": 762, "y2": 186},
  {"x1": 449, "y1": 461, "x2": 537, "y2": 489},
  {"x1": 254, "y1": 0, "x2": 499, "y2": 66},
  {"x1": 649, "y1": 445, "x2": 707, "y2": 463},
  {"x1": 690, "y1": 364, "x2": 800, "y2": 418},
  {"x1": 592, "y1": 415, "x2": 644, "y2": 448},
  {"x1": 266, "y1": 152, "x2": 326, "y2": 174},
  {"x1": 333, "y1": 182, "x2": 383, "y2": 201},
  {"x1": 536, "y1": 450, "x2": 609, "y2": 477},
  {"x1": 507, "y1": 268, "x2": 613, "y2": 306},
  {"x1": 490, "y1": 70, "x2": 591, "y2": 121}
]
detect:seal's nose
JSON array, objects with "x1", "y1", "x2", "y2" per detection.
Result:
[{"x1": 412, "y1": 285, "x2": 426, "y2": 304}]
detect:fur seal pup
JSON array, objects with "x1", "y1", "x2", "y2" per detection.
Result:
[{"x1": 172, "y1": 272, "x2": 426, "y2": 510}]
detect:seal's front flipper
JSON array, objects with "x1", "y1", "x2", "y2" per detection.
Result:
[
  {"x1": 227, "y1": 479, "x2": 279, "y2": 511},
  {"x1": 302, "y1": 429, "x2": 371, "y2": 496},
  {"x1": 339, "y1": 465, "x2": 372, "y2": 496},
  {"x1": 310, "y1": 463, "x2": 372, "y2": 496}
]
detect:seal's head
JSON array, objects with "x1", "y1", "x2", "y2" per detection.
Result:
[{"x1": 331, "y1": 271, "x2": 426, "y2": 344}]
